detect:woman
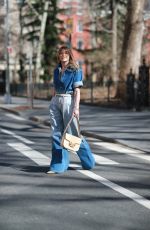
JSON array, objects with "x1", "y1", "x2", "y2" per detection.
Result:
[{"x1": 47, "y1": 46, "x2": 95, "y2": 174}]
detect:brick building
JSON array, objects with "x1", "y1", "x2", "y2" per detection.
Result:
[
  {"x1": 1, "y1": 1, "x2": 150, "y2": 87},
  {"x1": 58, "y1": 0, "x2": 92, "y2": 76}
]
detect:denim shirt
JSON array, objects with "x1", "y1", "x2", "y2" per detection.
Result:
[{"x1": 53, "y1": 65, "x2": 83, "y2": 94}]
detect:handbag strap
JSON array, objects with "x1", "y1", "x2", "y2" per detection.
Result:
[{"x1": 62, "y1": 115, "x2": 81, "y2": 138}]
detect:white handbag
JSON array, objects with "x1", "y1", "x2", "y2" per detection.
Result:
[{"x1": 61, "y1": 115, "x2": 82, "y2": 152}]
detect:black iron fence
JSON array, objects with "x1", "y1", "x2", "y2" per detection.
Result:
[
  {"x1": 126, "y1": 60, "x2": 149, "y2": 110},
  {"x1": 9, "y1": 75, "x2": 149, "y2": 109},
  {"x1": 10, "y1": 82, "x2": 53, "y2": 99},
  {"x1": 4, "y1": 59, "x2": 150, "y2": 110}
]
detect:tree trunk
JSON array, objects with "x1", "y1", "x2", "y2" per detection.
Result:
[
  {"x1": 35, "y1": 2, "x2": 49, "y2": 83},
  {"x1": 117, "y1": 0, "x2": 145, "y2": 100},
  {"x1": 112, "y1": 0, "x2": 118, "y2": 84}
]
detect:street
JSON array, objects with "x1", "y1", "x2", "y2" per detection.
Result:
[
  {"x1": 0, "y1": 0, "x2": 149, "y2": 228},
  {"x1": 0, "y1": 108, "x2": 150, "y2": 230}
]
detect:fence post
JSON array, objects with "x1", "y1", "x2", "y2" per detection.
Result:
[
  {"x1": 27, "y1": 53, "x2": 33, "y2": 109},
  {"x1": 138, "y1": 58, "x2": 149, "y2": 107},
  {"x1": 106, "y1": 77, "x2": 113, "y2": 102},
  {"x1": 126, "y1": 68, "x2": 135, "y2": 109}
]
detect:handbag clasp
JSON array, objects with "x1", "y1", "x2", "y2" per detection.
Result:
[{"x1": 69, "y1": 142, "x2": 76, "y2": 148}]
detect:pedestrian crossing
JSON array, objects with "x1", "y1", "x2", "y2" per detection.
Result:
[
  {"x1": 7, "y1": 141, "x2": 150, "y2": 211},
  {"x1": 1, "y1": 127, "x2": 150, "y2": 210},
  {"x1": 1, "y1": 128, "x2": 33, "y2": 144},
  {"x1": 8, "y1": 142, "x2": 50, "y2": 166},
  {"x1": 93, "y1": 141, "x2": 150, "y2": 162}
]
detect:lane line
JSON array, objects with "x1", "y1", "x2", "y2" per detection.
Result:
[
  {"x1": 1, "y1": 129, "x2": 33, "y2": 144},
  {"x1": 8, "y1": 142, "x2": 150, "y2": 210},
  {"x1": 93, "y1": 142, "x2": 150, "y2": 162},
  {"x1": 5, "y1": 113, "x2": 26, "y2": 121},
  {"x1": 71, "y1": 165, "x2": 150, "y2": 210}
]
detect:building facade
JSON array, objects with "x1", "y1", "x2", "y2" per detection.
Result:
[
  {"x1": 1, "y1": 1, "x2": 150, "y2": 88},
  {"x1": 58, "y1": 0, "x2": 92, "y2": 76},
  {"x1": 0, "y1": 0, "x2": 33, "y2": 88}
]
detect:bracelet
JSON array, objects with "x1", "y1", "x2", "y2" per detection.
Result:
[{"x1": 74, "y1": 107, "x2": 79, "y2": 110}]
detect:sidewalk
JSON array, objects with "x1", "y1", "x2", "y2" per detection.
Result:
[{"x1": 0, "y1": 96, "x2": 150, "y2": 153}]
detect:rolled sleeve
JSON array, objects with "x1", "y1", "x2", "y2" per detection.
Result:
[{"x1": 73, "y1": 69, "x2": 83, "y2": 88}]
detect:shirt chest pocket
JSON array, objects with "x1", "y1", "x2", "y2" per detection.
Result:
[{"x1": 61, "y1": 72, "x2": 74, "y2": 87}]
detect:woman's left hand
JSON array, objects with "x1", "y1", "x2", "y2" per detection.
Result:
[{"x1": 73, "y1": 107, "x2": 79, "y2": 118}]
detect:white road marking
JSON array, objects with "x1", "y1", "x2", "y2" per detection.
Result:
[
  {"x1": 1, "y1": 129, "x2": 118, "y2": 165},
  {"x1": 93, "y1": 153, "x2": 119, "y2": 165},
  {"x1": 93, "y1": 142, "x2": 143, "y2": 154},
  {"x1": 8, "y1": 143, "x2": 50, "y2": 166},
  {"x1": 70, "y1": 164, "x2": 150, "y2": 210},
  {"x1": 8, "y1": 142, "x2": 150, "y2": 210},
  {"x1": 1, "y1": 129, "x2": 33, "y2": 144},
  {"x1": 93, "y1": 142, "x2": 150, "y2": 162},
  {"x1": 74, "y1": 152, "x2": 119, "y2": 165},
  {"x1": 5, "y1": 113, "x2": 26, "y2": 121}
]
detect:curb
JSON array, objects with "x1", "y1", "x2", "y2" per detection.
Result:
[
  {"x1": 29, "y1": 115, "x2": 116, "y2": 143},
  {"x1": 29, "y1": 115, "x2": 132, "y2": 148},
  {"x1": 1, "y1": 106, "x2": 147, "y2": 153},
  {"x1": 29, "y1": 116, "x2": 46, "y2": 123},
  {"x1": 30, "y1": 116, "x2": 116, "y2": 141},
  {"x1": 0, "y1": 107, "x2": 20, "y2": 116},
  {"x1": 29, "y1": 115, "x2": 146, "y2": 152}
]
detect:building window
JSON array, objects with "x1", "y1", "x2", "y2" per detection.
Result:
[
  {"x1": 77, "y1": 21, "x2": 83, "y2": 32},
  {"x1": 77, "y1": 6, "x2": 82, "y2": 15},
  {"x1": 77, "y1": 40, "x2": 83, "y2": 50},
  {"x1": 66, "y1": 35, "x2": 71, "y2": 48},
  {"x1": 66, "y1": 18, "x2": 73, "y2": 34},
  {"x1": 78, "y1": 60, "x2": 84, "y2": 68}
]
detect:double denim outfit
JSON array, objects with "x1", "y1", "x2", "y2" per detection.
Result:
[{"x1": 49, "y1": 65, "x2": 95, "y2": 173}]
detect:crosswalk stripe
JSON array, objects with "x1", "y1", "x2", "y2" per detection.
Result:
[
  {"x1": 1, "y1": 129, "x2": 34, "y2": 144},
  {"x1": 8, "y1": 142, "x2": 50, "y2": 166},
  {"x1": 93, "y1": 142, "x2": 150, "y2": 162},
  {"x1": 8, "y1": 142, "x2": 150, "y2": 210},
  {"x1": 3, "y1": 128, "x2": 118, "y2": 165},
  {"x1": 93, "y1": 153, "x2": 119, "y2": 165},
  {"x1": 74, "y1": 152, "x2": 119, "y2": 165},
  {"x1": 2, "y1": 128, "x2": 118, "y2": 165}
]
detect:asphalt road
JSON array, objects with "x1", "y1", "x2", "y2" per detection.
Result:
[{"x1": 0, "y1": 109, "x2": 150, "y2": 230}]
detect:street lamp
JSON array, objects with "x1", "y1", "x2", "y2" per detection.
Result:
[{"x1": 4, "y1": 0, "x2": 11, "y2": 104}]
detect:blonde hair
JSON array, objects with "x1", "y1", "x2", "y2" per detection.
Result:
[{"x1": 57, "y1": 46, "x2": 78, "y2": 69}]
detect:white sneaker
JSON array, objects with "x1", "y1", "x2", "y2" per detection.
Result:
[{"x1": 47, "y1": 170, "x2": 56, "y2": 174}]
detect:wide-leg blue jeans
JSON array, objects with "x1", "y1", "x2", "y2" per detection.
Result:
[{"x1": 49, "y1": 95, "x2": 95, "y2": 173}]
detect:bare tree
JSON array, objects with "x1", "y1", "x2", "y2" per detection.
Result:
[
  {"x1": 111, "y1": 0, "x2": 118, "y2": 84},
  {"x1": 117, "y1": 0, "x2": 146, "y2": 100}
]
